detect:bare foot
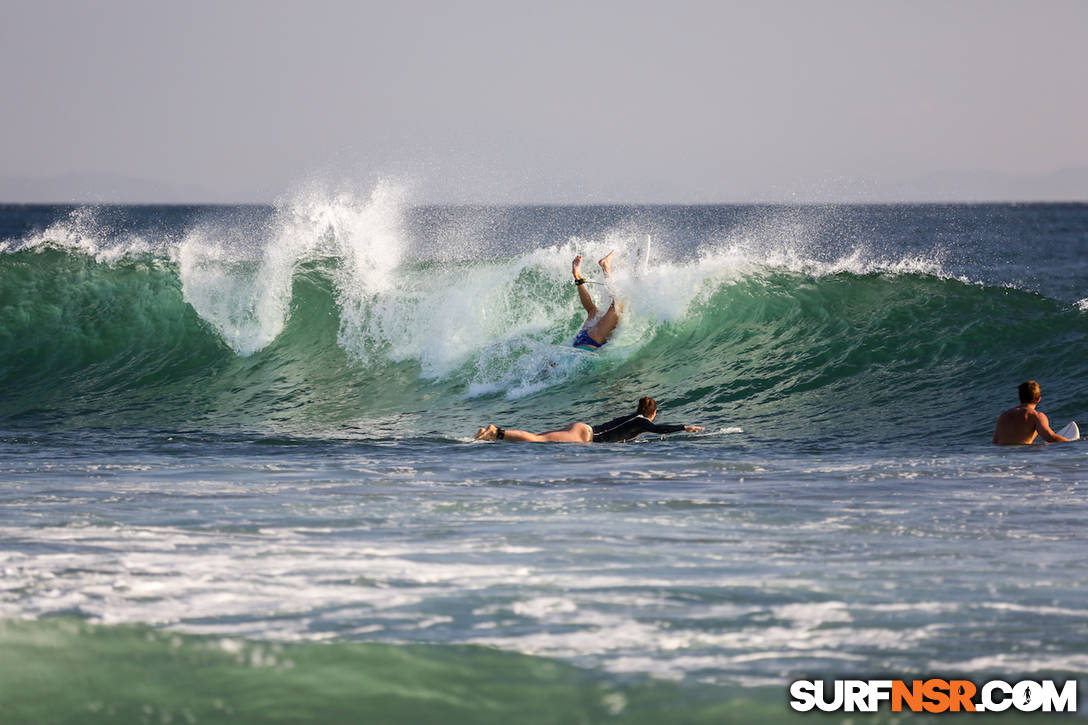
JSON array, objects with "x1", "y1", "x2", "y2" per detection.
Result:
[
  {"x1": 598, "y1": 249, "x2": 615, "y2": 277},
  {"x1": 475, "y1": 424, "x2": 499, "y2": 441},
  {"x1": 572, "y1": 255, "x2": 583, "y2": 280}
]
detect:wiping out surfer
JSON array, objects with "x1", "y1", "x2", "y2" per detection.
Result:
[
  {"x1": 992, "y1": 380, "x2": 1073, "y2": 445},
  {"x1": 475, "y1": 396, "x2": 703, "y2": 443},
  {"x1": 571, "y1": 250, "x2": 621, "y2": 351}
]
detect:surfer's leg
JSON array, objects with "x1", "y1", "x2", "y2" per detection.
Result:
[
  {"x1": 586, "y1": 250, "x2": 621, "y2": 342},
  {"x1": 587, "y1": 299, "x2": 621, "y2": 343},
  {"x1": 475, "y1": 422, "x2": 592, "y2": 443},
  {"x1": 573, "y1": 255, "x2": 598, "y2": 318},
  {"x1": 598, "y1": 249, "x2": 615, "y2": 277}
]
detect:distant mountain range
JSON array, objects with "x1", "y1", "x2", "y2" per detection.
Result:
[
  {"x1": 0, "y1": 172, "x2": 251, "y2": 204},
  {"x1": 825, "y1": 166, "x2": 1088, "y2": 203},
  {"x1": 1, "y1": 167, "x2": 1086, "y2": 204}
]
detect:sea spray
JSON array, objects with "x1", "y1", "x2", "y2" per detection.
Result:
[
  {"x1": 175, "y1": 183, "x2": 407, "y2": 357},
  {"x1": 323, "y1": 182, "x2": 408, "y2": 364},
  {"x1": 0, "y1": 205, "x2": 155, "y2": 261},
  {"x1": 3, "y1": 201, "x2": 1087, "y2": 437}
]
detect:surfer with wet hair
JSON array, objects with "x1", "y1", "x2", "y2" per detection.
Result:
[
  {"x1": 992, "y1": 380, "x2": 1073, "y2": 445},
  {"x1": 571, "y1": 250, "x2": 622, "y2": 351},
  {"x1": 475, "y1": 396, "x2": 703, "y2": 443}
]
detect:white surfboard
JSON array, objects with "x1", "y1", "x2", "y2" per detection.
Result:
[{"x1": 1056, "y1": 421, "x2": 1079, "y2": 441}]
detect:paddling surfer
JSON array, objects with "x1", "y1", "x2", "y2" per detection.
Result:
[
  {"x1": 571, "y1": 250, "x2": 622, "y2": 351},
  {"x1": 475, "y1": 396, "x2": 703, "y2": 443},
  {"x1": 992, "y1": 380, "x2": 1072, "y2": 445}
]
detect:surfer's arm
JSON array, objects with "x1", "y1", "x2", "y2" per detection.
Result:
[
  {"x1": 642, "y1": 420, "x2": 702, "y2": 435},
  {"x1": 1033, "y1": 411, "x2": 1071, "y2": 443}
]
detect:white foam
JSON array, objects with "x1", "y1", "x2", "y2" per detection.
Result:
[
  {"x1": 0, "y1": 523, "x2": 538, "y2": 636},
  {"x1": 511, "y1": 597, "x2": 578, "y2": 618},
  {"x1": 393, "y1": 219, "x2": 980, "y2": 395},
  {"x1": 467, "y1": 612, "x2": 935, "y2": 669},
  {"x1": 933, "y1": 652, "x2": 1088, "y2": 673},
  {"x1": 772, "y1": 601, "x2": 853, "y2": 626},
  {"x1": 330, "y1": 233, "x2": 675, "y2": 388}
]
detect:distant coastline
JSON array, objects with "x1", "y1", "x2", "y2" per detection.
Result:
[{"x1": 1, "y1": 166, "x2": 1086, "y2": 206}]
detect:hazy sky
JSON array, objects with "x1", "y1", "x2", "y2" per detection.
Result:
[{"x1": 2, "y1": 0, "x2": 1086, "y2": 203}]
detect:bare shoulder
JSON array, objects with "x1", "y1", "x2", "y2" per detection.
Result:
[{"x1": 997, "y1": 406, "x2": 1024, "y2": 422}]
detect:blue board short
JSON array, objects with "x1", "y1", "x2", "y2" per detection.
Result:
[{"x1": 572, "y1": 329, "x2": 603, "y2": 351}]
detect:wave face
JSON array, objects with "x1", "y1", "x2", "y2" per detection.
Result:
[
  {"x1": 0, "y1": 618, "x2": 781, "y2": 725},
  {"x1": 2, "y1": 197, "x2": 1087, "y2": 444}
]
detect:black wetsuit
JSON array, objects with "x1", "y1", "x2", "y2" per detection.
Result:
[{"x1": 590, "y1": 414, "x2": 686, "y2": 443}]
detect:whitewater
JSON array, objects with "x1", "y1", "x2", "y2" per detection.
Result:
[{"x1": 2, "y1": 190, "x2": 1087, "y2": 723}]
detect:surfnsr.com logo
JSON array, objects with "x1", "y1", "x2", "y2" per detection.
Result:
[{"x1": 789, "y1": 679, "x2": 1077, "y2": 713}]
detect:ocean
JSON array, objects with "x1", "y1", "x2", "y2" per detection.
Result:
[{"x1": 2, "y1": 189, "x2": 1087, "y2": 723}]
